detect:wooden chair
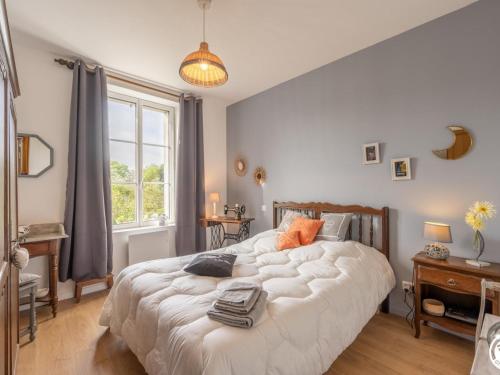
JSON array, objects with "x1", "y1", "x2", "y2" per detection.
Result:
[{"x1": 19, "y1": 280, "x2": 38, "y2": 342}]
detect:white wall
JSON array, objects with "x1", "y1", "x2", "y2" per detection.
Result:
[
  {"x1": 203, "y1": 96, "x2": 227, "y2": 217},
  {"x1": 12, "y1": 31, "x2": 228, "y2": 300}
]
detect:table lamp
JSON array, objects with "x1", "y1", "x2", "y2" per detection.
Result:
[
  {"x1": 209, "y1": 192, "x2": 220, "y2": 218},
  {"x1": 424, "y1": 221, "x2": 452, "y2": 259}
]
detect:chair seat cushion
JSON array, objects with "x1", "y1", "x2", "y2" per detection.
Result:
[{"x1": 19, "y1": 273, "x2": 41, "y2": 286}]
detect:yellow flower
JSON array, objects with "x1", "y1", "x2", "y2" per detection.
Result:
[
  {"x1": 465, "y1": 211, "x2": 484, "y2": 231},
  {"x1": 473, "y1": 201, "x2": 496, "y2": 219},
  {"x1": 472, "y1": 217, "x2": 484, "y2": 231},
  {"x1": 465, "y1": 211, "x2": 476, "y2": 227}
]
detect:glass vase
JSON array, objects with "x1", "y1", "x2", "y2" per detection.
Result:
[{"x1": 473, "y1": 230, "x2": 485, "y2": 261}]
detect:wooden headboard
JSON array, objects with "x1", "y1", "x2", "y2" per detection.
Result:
[{"x1": 272, "y1": 201, "x2": 390, "y2": 260}]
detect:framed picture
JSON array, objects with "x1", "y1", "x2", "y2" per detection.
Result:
[
  {"x1": 391, "y1": 158, "x2": 412, "y2": 180},
  {"x1": 362, "y1": 143, "x2": 380, "y2": 164}
]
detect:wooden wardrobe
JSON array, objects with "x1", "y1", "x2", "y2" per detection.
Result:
[{"x1": 0, "y1": 0, "x2": 21, "y2": 374}]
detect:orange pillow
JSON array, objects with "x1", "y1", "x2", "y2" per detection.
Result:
[
  {"x1": 277, "y1": 230, "x2": 301, "y2": 251},
  {"x1": 288, "y1": 217, "x2": 325, "y2": 245}
]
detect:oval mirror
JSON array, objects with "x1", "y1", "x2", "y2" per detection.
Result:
[{"x1": 17, "y1": 133, "x2": 54, "y2": 177}]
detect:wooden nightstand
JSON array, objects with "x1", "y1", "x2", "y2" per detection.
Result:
[{"x1": 413, "y1": 252, "x2": 500, "y2": 338}]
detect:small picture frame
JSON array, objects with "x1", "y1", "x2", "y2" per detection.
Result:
[
  {"x1": 362, "y1": 143, "x2": 380, "y2": 164},
  {"x1": 391, "y1": 158, "x2": 412, "y2": 180}
]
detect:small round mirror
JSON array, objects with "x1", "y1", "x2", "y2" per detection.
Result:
[{"x1": 234, "y1": 157, "x2": 247, "y2": 176}]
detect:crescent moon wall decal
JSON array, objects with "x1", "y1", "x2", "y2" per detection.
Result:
[{"x1": 432, "y1": 125, "x2": 473, "y2": 160}]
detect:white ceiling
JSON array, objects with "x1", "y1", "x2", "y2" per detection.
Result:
[{"x1": 8, "y1": 0, "x2": 476, "y2": 104}]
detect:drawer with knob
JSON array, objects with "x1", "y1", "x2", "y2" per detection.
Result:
[{"x1": 417, "y1": 265, "x2": 493, "y2": 297}]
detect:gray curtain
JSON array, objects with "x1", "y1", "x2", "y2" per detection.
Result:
[
  {"x1": 59, "y1": 60, "x2": 113, "y2": 282},
  {"x1": 175, "y1": 94, "x2": 206, "y2": 256}
]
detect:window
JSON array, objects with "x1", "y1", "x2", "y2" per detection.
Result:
[{"x1": 108, "y1": 90, "x2": 175, "y2": 228}]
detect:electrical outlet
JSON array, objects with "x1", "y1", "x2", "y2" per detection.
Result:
[{"x1": 402, "y1": 280, "x2": 413, "y2": 292}]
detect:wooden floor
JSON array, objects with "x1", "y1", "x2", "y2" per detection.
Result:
[{"x1": 17, "y1": 291, "x2": 474, "y2": 375}]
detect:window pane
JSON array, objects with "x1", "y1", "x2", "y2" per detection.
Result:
[
  {"x1": 111, "y1": 184, "x2": 137, "y2": 225},
  {"x1": 109, "y1": 98, "x2": 136, "y2": 142},
  {"x1": 143, "y1": 145, "x2": 165, "y2": 182},
  {"x1": 142, "y1": 107, "x2": 167, "y2": 145},
  {"x1": 143, "y1": 183, "x2": 165, "y2": 221},
  {"x1": 110, "y1": 141, "x2": 136, "y2": 183}
]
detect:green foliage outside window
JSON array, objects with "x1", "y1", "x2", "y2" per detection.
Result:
[{"x1": 111, "y1": 161, "x2": 166, "y2": 225}]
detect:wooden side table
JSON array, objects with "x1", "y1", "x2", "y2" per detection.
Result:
[
  {"x1": 20, "y1": 223, "x2": 68, "y2": 318},
  {"x1": 200, "y1": 216, "x2": 255, "y2": 250},
  {"x1": 413, "y1": 252, "x2": 500, "y2": 338},
  {"x1": 22, "y1": 239, "x2": 63, "y2": 318}
]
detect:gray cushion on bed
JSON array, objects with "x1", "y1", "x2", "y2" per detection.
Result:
[
  {"x1": 316, "y1": 213, "x2": 353, "y2": 241},
  {"x1": 184, "y1": 253, "x2": 237, "y2": 277}
]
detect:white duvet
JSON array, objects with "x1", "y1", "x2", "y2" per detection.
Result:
[{"x1": 100, "y1": 230, "x2": 395, "y2": 375}]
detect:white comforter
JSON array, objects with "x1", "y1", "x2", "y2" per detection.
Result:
[{"x1": 100, "y1": 230, "x2": 395, "y2": 375}]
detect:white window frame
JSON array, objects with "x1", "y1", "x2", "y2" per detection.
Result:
[{"x1": 108, "y1": 90, "x2": 176, "y2": 229}]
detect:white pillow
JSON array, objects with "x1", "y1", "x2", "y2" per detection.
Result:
[
  {"x1": 277, "y1": 210, "x2": 309, "y2": 232},
  {"x1": 316, "y1": 213, "x2": 353, "y2": 241}
]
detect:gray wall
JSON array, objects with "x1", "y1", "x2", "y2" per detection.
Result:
[{"x1": 227, "y1": 0, "x2": 500, "y2": 315}]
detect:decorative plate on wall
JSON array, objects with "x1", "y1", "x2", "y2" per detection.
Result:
[
  {"x1": 234, "y1": 158, "x2": 247, "y2": 176},
  {"x1": 254, "y1": 167, "x2": 266, "y2": 185}
]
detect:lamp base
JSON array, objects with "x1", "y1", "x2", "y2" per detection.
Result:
[
  {"x1": 424, "y1": 243, "x2": 450, "y2": 259},
  {"x1": 465, "y1": 259, "x2": 491, "y2": 268}
]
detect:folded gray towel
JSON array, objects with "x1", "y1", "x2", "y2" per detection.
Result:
[
  {"x1": 207, "y1": 290, "x2": 268, "y2": 329},
  {"x1": 215, "y1": 285, "x2": 261, "y2": 314},
  {"x1": 216, "y1": 282, "x2": 261, "y2": 310}
]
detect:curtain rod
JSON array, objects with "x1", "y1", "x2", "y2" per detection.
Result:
[{"x1": 54, "y1": 58, "x2": 188, "y2": 99}]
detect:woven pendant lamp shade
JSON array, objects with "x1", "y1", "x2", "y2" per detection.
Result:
[{"x1": 179, "y1": 42, "x2": 228, "y2": 88}]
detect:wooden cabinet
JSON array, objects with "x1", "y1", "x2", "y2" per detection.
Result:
[
  {"x1": 0, "y1": 0, "x2": 21, "y2": 374},
  {"x1": 413, "y1": 252, "x2": 500, "y2": 339}
]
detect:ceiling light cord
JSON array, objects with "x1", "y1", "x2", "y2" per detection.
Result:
[{"x1": 203, "y1": 5, "x2": 206, "y2": 42}]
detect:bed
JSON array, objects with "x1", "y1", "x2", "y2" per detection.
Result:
[{"x1": 100, "y1": 201, "x2": 396, "y2": 375}]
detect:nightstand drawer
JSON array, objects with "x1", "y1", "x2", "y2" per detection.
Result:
[{"x1": 418, "y1": 266, "x2": 490, "y2": 296}]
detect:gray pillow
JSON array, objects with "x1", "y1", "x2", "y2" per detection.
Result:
[
  {"x1": 316, "y1": 213, "x2": 353, "y2": 241},
  {"x1": 184, "y1": 253, "x2": 237, "y2": 277},
  {"x1": 277, "y1": 210, "x2": 309, "y2": 232}
]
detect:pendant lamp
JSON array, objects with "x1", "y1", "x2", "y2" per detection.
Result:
[{"x1": 179, "y1": 0, "x2": 228, "y2": 88}]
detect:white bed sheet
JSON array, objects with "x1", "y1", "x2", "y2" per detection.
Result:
[{"x1": 100, "y1": 229, "x2": 395, "y2": 375}]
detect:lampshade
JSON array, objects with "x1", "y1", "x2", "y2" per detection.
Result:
[
  {"x1": 179, "y1": 42, "x2": 228, "y2": 88},
  {"x1": 209, "y1": 192, "x2": 220, "y2": 202},
  {"x1": 424, "y1": 222, "x2": 452, "y2": 243}
]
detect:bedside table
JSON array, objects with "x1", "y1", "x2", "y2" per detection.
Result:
[{"x1": 413, "y1": 252, "x2": 500, "y2": 338}]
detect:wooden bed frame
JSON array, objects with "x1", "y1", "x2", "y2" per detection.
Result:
[{"x1": 272, "y1": 201, "x2": 390, "y2": 313}]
